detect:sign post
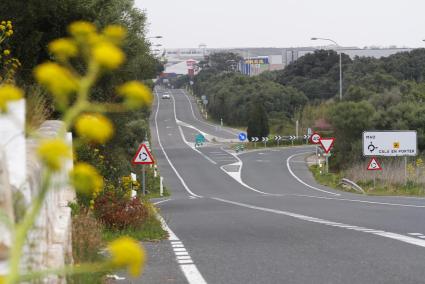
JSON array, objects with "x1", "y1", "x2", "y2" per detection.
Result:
[
  {"x1": 319, "y1": 138, "x2": 335, "y2": 174},
  {"x1": 203, "y1": 99, "x2": 208, "y2": 119},
  {"x1": 310, "y1": 132, "x2": 321, "y2": 156},
  {"x1": 132, "y1": 143, "x2": 155, "y2": 195},
  {"x1": 367, "y1": 157, "x2": 382, "y2": 188}
]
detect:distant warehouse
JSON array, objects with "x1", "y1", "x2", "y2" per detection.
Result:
[{"x1": 236, "y1": 47, "x2": 413, "y2": 76}]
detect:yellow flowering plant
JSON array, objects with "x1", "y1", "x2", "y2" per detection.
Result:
[
  {"x1": 1, "y1": 21, "x2": 153, "y2": 283},
  {"x1": 0, "y1": 20, "x2": 20, "y2": 84}
]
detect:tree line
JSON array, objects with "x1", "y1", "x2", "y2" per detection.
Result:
[{"x1": 0, "y1": 0, "x2": 162, "y2": 178}]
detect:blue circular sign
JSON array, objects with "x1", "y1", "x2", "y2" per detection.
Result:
[{"x1": 238, "y1": 133, "x2": 247, "y2": 141}]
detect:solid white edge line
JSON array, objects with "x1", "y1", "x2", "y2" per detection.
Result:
[
  {"x1": 154, "y1": 89, "x2": 201, "y2": 198},
  {"x1": 286, "y1": 152, "x2": 341, "y2": 196},
  {"x1": 287, "y1": 193, "x2": 425, "y2": 208},
  {"x1": 180, "y1": 89, "x2": 237, "y2": 136},
  {"x1": 170, "y1": 94, "x2": 217, "y2": 165},
  {"x1": 212, "y1": 197, "x2": 425, "y2": 249},
  {"x1": 153, "y1": 199, "x2": 172, "y2": 205}
]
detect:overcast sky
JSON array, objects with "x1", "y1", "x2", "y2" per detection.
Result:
[{"x1": 135, "y1": 0, "x2": 425, "y2": 49}]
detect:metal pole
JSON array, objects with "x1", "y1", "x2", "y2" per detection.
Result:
[
  {"x1": 296, "y1": 120, "x2": 299, "y2": 138},
  {"x1": 405, "y1": 156, "x2": 408, "y2": 184},
  {"x1": 339, "y1": 52, "x2": 343, "y2": 101},
  {"x1": 326, "y1": 155, "x2": 329, "y2": 174},
  {"x1": 160, "y1": 176, "x2": 163, "y2": 197},
  {"x1": 142, "y1": 165, "x2": 146, "y2": 196}
]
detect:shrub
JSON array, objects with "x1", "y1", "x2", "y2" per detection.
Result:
[{"x1": 94, "y1": 191, "x2": 148, "y2": 231}]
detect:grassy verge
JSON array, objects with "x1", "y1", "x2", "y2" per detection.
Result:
[
  {"x1": 309, "y1": 165, "x2": 350, "y2": 192},
  {"x1": 309, "y1": 165, "x2": 425, "y2": 196},
  {"x1": 232, "y1": 140, "x2": 309, "y2": 151}
]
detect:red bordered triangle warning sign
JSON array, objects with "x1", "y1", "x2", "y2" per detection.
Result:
[
  {"x1": 319, "y1": 137, "x2": 335, "y2": 154},
  {"x1": 367, "y1": 157, "x2": 382, "y2": 171},
  {"x1": 132, "y1": 144, "x2": 155, "y2": 165}
]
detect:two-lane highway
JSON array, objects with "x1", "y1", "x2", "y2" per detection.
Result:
[{"x1": 144, "y1": 87, "x2": 425, "y2": 284}]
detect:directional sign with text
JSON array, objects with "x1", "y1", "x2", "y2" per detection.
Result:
[
  {"x1": 132, "y1": 143, "x2": 155, "y2": 165},
  {"x1": 363, "y1": 131, "x2": 417, "y2": 157},
  {"x1": 319, "y1": 138, "x2": 335, "y2": 154},
  {"x1": 367, "y1": 157, "x2": 382, "y2": 171}
]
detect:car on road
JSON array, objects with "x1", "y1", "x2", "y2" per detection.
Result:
[{"x1": 162, "y1": 94, "x2": 170, "y2": 99}]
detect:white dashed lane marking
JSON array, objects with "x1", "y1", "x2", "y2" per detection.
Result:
[{"x1": 409, "y1": 233, "x2": 425, "y2": 239}]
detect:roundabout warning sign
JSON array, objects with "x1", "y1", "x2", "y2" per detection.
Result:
[{"x1": 367, "y1": 157, "x2": 382, "y2": 171}]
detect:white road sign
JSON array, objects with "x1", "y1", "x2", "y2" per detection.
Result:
[{"x1": 363, "y1": 131, "x2": 417, "y2": 157}]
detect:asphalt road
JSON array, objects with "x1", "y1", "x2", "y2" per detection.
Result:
[{"x1": 124, "y1": 87, "x2": 425, "y2": 284}]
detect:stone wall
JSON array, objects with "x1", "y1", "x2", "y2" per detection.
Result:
[{"x1": 0, "y1": 99, "x2": 75, "y2": 282}]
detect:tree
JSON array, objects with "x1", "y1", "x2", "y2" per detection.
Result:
[
  {"x1": 247, "y1": 99, "x2": 269, "y2": 140},
  {"x1": 327, "y1": 101, "x2": 375, "y2": 168},
  {"x1": 208, "y1": 52, "x2": 242, "y2": 72},
  {"x1": 0, "y1": 0, "x2": 158, "y2": 87}
]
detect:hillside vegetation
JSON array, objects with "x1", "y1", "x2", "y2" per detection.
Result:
[{"x1": 185, "y1": 49, "x2": 425, "y2": 170}]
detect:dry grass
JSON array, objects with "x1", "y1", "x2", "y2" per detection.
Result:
[
  {"x1": 345, "y1": 157, "x2": 425, "y2": 195},
  {"x1": 72, "y1": 210, "x2": 104, "y2": 263},
  {"x1": 346, "y1": 158, "x2": 425, "y2": 185},
  {"x1": 25, "y1": 86, "x2": 52, "y2": 133},
  {"x1": 70, "y1": 210, "x2": 106, "y2": 283}
]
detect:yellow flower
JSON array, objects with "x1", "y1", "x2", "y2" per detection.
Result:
[
  {"x1": 1, "y1": 21, "x2": 5, "y2": 25},
  {"x1": 107, "y1": 237, "x2": 146, "y2": 277},
  {"x1": 117, "y1": 81, "x2": 152, "y2": 109},
  {"x1": 3, "y1": 50, "x2": 10, "y2": 56},
  {"x1": 5, "y1": 30, "x2": 12, "y2": 37},
  {"x1": 6, "y1": 21, "x2": 11, "y2": 25},
  {"x1": 37, "y1": 138, "x2": 72, "y2": 171},
  {"x1": 34, "y1": 62, "x2": 78, "y2": 105},
  {"x1": 92, "y1": 42, "x2": 125, "y2": 70},
  {"x1": 102, "y1": 25, "x2": 127, "y2": 44},
  {"x1": 0, "y1": 84, "x2": 23, "y2": 112},
  {"x1": 0, "y1": 25, "x2": 5, "y2": 31},
  {"x1": 68, "y1": 21, "x2": 96, "y2": 38},
  {"x1": 75, "y1": 114, "x2": 114, "y2": 144},
  {"x1": 6, "y1": 23, "x2": 12, "y2": 30},
  {"x1": 48, "y1": 38, "x2": 78, "y2": 60},
  {"x1": 69, "y1": 163, "x2": 103, "y2": 195}
]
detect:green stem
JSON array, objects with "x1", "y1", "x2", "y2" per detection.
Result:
[
  {"x1": 6, "y1": 170, "x2": 52, "y2": 284},
  {"x1": 61, "y1": 61, "x2": 99, "y2": 135}
]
